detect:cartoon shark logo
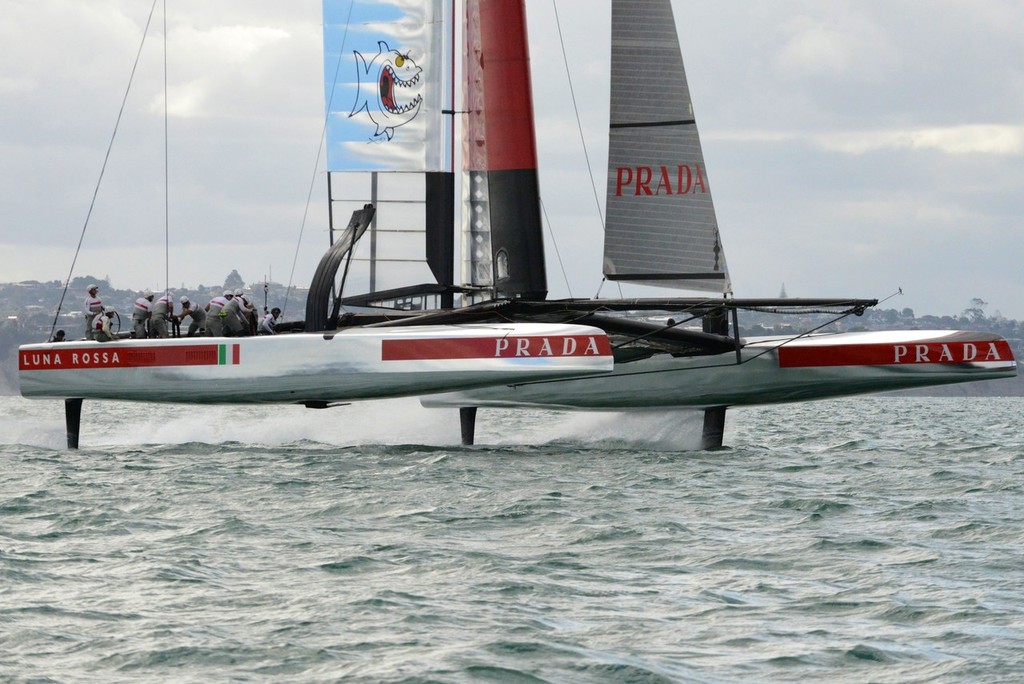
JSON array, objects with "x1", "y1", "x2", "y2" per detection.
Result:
[{"x1": 350, "y1": 41, "x2": 423, "y2": 140}]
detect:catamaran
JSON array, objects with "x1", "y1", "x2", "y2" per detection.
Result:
[{"x1": 19, "y1": 0, "x2": 1016, "y2": 448}]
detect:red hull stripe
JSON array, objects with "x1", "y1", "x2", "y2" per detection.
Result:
[
  {"x1": 778, "y1": 340, "x2": 1014, "y2": 368},
  {"x1": 20, "y1": 345, "x2": 223, "y2": 371},
  {"x1": 382, "y1": 335, "x2": 612, "y2": 361}
]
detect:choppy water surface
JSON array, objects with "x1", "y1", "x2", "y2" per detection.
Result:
[{"x1": 2, "y1": 396, "x2": 1022, "y2": 682}]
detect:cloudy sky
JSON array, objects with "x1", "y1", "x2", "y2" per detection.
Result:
[{"x1": 2, "y1": 0, "x2": 1022, "y2": 320}]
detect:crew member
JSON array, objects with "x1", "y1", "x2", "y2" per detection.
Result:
[
  {"x1": 93, "y1": 306, "x2": 118, "y2": 342},
  {"x1": 259, "y1": 307, "x2": 281, "y2": 335},
  {"x1": 84, "y1": 284, "x2": 103, "y2": 340},
  {"x1": 132, "y1": 289, "x2": 154, "y2": 338},
  {"x1": 221, "y1": 290, "x2": 247, "y2": 337},
  {"x1": 233, "y1": 288, "x2": 256, "y2": 336},
  {"x1": 150, "y1": 291, "x2": 174, "y2": 338},
  {"x1": 51, "y1": 330, "x2": 66, "y2": 343},
  {"x1": 178, "y1": 296, "x2": 207, "y2": 337},
  {"x1": 205, "y1": 291, "x2": 232, "y2": 337}
]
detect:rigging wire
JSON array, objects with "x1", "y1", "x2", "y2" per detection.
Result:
[
  {"x1": 879, "y1": 287, "x2": 903, "y2": 305},
  {"x1": 540, "y1": 199, "x2": 573, "y2": 298},
  {"x1": 592, "y1": 276, "x2": 624, "y2": 300},
  {"x1": 281, "y1": 136, "x2": 327, "y2": 319},
  {"x1": 282, "y1": 0, "x2": 356, "y2": 318},
  {"x1": 47, "y1": 0, "x2": 161, "y2": 342},
  {"x1": 551, "y1": 0, "x2": 614, "y2": 301},
  {"x1": 592, "y1": 276, "x2": 625, "y2": 300},
  {"x1": 163, "y1": 0, "x2": 170, "y2": 295},
  {"x1": 551, "y1": 1, "x2": 604, "y2": 231}
]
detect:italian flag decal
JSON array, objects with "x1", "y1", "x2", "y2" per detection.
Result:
[{"x1": 218, "y1": 344, "x2": 241, "y2": 365}]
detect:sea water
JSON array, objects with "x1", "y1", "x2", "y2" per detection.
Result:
[{"x1": 1, "y1": 396, "x2": 1022, "y2": 682}]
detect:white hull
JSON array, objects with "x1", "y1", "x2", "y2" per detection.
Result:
[
  {"x1": 422, "y1": 330, "x2": 1017, "y2": 410},
  {"x1": 18, "y1": 323, "x2": 613, "y2": 404}
]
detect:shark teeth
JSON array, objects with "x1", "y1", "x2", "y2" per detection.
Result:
[
  {"x1": 384, "y1": 65, "x2": 421, "y2": 88},
  {"x1": 381, "y1": 92, "x2": 422, "y2": 115},
  {"x1": 385, "y1": 94, "x2": 423, "y2": 115},
  {"x1": 382, "y1": 65, "x2": 422, "y2": 114}
]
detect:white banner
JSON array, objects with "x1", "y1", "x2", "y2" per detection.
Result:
[{"x1": 323, "y1": 0, "x2": 447, "y2": 172}]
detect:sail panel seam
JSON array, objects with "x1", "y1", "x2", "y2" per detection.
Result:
[
  {"x1": 610, "y1": 119, "x2": 696, "y2": 129},
  {"x1": 610, "y1": 273, "x2": 727, "y2": 280}
]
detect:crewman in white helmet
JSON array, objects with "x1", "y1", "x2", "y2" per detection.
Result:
[
  {"x1": 205, "y1": 291, "x2": 233, "y2": 337},
  {"x1": 231, "y1": 288, "x2": 256, "y2": 336},
  {"x1": 150, "y1": 291, "x2": 175, "y2": 338},
  {"x1": 222, "y1": 289, "x2": 247, "y2": 336},
  {"x1": 93, "y1": 306, "x2": 118, "y2": 342},
  {"x1": 84, "y1": 284, "x2": 103, "y2": 340},
  {"x1": 178, "y1": 295, "x2": 207, "y2": 337},
  {"x1": 260, "y1": 307, "x2": 281, "y2": 335},
  {"x1": 132, "y1": 289, "x2": 154, "y2": 339}
]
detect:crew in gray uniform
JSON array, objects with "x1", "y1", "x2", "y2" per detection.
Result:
[
  {"x1": 205, "y1": 291, "x2": 232, "y2": 337},
  {"x1": 235, "y1": 289, "x2": 257, "y2": 335},
  {"x1": 178, "y1": 295, "x2": 207, "y2": 337},
  {"x1": 84, "y1": 284, "x2": 103, "y2": 340},
  {"x1": 150, "y1": 291, "x2": 174, "y2": 338},
  {"x1": 222, "y1": 291, "x2": 246, "y2": 336},
  {"x1": 132, "y1": 289, "x2": 153, "y2": 338}
]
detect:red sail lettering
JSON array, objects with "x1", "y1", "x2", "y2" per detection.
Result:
[
  {"x1": 654, "y1": 166, "x2": 672, "y2": 195},
  {"x1": 635, "y1": 166, "x2": 653, "y2": 195},
  {"x1": 694, "y1": 164, "x2": 707, "y2": 192},
  {"x1": 677, "y1": 165, "x2": 692, "y2": 194},
  {"x1": 612, "y1": 164, "x2": 708, "y2": 196},
  {"x1": 615, "y1": 167, "x2": 633, "y2": 196}
]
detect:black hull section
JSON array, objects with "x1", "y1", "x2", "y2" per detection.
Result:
[{"x1": 481, "y1": 168, "x2": 547, "y2": 300}]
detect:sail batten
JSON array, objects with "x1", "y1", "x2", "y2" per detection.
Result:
[
  {"x1": 602, "y1": 0, "x2": 730, "y2": 294},
  {"x1": 609, "y1": 119, "x2": 696, "y2": 129}
]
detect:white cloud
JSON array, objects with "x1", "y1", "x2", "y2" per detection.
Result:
[
  {"x1": 772, "y1": 9, "x2": 895, "y2": 82},
  {"x1": 817, "y1": 125, "x2": 1024, "y2": 156},
  {"x1": 708, "y1": 125, "x2": 1024, "y2": 157},
  {"x1": 0, "y1": 75, "x2": 34, "y2": 95},
  {"x1": 776, "y1": 23, "x2": 853, "y2": 77},
  {"x1": 173, "y1": 24, "x2": 291, "y2": 66},
  {"x1": 139, "y1": 25, "x2": 292, "y2": 119}
]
